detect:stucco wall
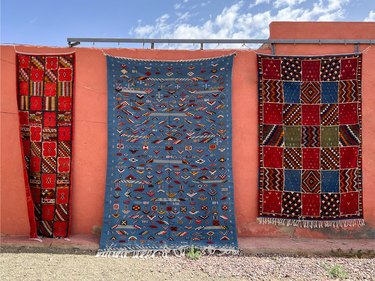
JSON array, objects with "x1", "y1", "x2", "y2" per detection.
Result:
[{"x1": 1, "y1": 22, "x2": 374, "y2": 238}]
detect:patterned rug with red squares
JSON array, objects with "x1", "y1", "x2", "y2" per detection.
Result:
[
  {"x1": 257, "y1": 54, "x2": 364, "y2": 228},
  {"x1": 16, "y1": 53, "x2": 74, "y2": 238}
]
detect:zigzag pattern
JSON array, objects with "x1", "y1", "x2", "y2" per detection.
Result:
[
  {"x1": 263, "y1": 125, "x2": 284, "y2": 146},
  {"x1": 284, "y1": 148, "x2": 302, "y2": 169},
  {"x1": 321, "y1": 147, "x2": 339, "y2": 170},
  {"x1": 282, "y1": 192, "x2": 301, "y2": 218},
  {"x1": 262, "y1": 80, "x2": 283, "y2": 102},
  {"x1": 339, "y1": 80, "x2": 358, "y2": 103},
  {"x1": 302, "y1": 170, "x2": 320, "y2": 193},
  {"x1": 302, "y1": 126, "x2": 320, "y2": 147},
  {"x1": 301, "y1": 82, "x2": 320, "y2": 104},
  {"x1": 283, "y1": 104, "x2": 301, "y2": 125},
  {"x1": 264, "y1": 168, "x2": 284, "y2": 190},
  {"x1": 339, "y1": 124, "x2": 360, "y2": 146},
  {"x1": 340, "y1": 169, "x2": 359, "y2": 192},
  {"x1": 320, "y1": 104, "x2": 338, "y2": 126}
]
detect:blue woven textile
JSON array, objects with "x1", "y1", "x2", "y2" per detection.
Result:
[{"x1": 98, "y1": 54, "x2": 238, "y2": 256}]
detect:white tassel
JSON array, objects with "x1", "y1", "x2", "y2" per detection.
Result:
[
  {"x1": 257, "y1": 217, "x2": 365, "y2": 228},
  {"x1": 96, "y1": 245, "x2": 239, "y2": 258}
]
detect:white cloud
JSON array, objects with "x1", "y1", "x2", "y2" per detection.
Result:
[
  {"x1": 174, "y1": 3, "x2": 182, "y2": 10},
  {"x1": 249, "y1": 0, "x2": 270, "y2": 8},
  {"x1": 176, "y1": 11, "x2": 191, "y2": 22},
  {"x1": 273, "y1": 0, "x2": 306, "y2": 8},
  {"x1": 133, "y1": 25, "x2": 154, "y2": 37},
  {"x1": 132, "y1": 0, "x2": 352, "y2": 48},
  {"x1": 364, "y1": 10, "x2": 375, "y2": 21}
]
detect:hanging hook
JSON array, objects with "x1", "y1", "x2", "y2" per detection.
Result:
[{"x1": 354, "y1": 43, "x2": 359, "y2": 53}]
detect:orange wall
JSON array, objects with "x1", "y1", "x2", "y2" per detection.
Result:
[{"x1": 1, "y1": 22, "x2": 375, "y2": 238}]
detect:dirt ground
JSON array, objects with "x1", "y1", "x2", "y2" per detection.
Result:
[{"x1": 1, "y1": 252, "x2": 374, "y2": 281}]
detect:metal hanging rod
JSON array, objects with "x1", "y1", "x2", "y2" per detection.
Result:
[{"x1": 67, "y1": 37, "x2": 374, "y2": 48}]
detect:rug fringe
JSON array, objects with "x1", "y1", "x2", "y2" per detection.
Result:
[
  {"x1": 96, "y1": 246, "x2": 239, "y2": 258},
  {"x1": 257, "y1": 217, "x2": 365, "y2": 228}
]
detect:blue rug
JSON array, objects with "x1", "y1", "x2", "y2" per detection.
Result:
[{"x1": 98, "y1": 54, "x2": 238, "y2": 257}]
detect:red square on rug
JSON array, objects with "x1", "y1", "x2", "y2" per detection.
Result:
[
  {"x1": 58, "y1": 97, "x2": 72, "y2": 111},
  {"x1": 339, "y1": 103, "x2": 358, "y2": 124},
  {"x1": 42, "y1": 174, "x2": 56, "y2": 189},
  {"x1": 30, "y1": 97, "x2": 42, "y2": 111},
  {"x1": 340, "y1": 58, "x2": 358, "y2": 80},
  {"x1": 44, "y1": 112, "x2": 56, "y2": 127},
  {"x1": 30, "y1": 69, "x2": 44, "y2": 82},
  {"x1": 41, "y1": 205, "x2": 55, "y2": 221},
  {"x1": 18, "y1": 55, "x2": 30, "y2": 68},
  {"x1": 302, "y1": 104, "x2": 320, "y2": 125},
  {"x1": 263, "y1": 103, "x2": 283, "y2": 124},
  {"x1": 58, "y1": 127, "x2": 71, "y2": 141},
  {"x1": 30, "y1": 126, "x2": 42, "y2": 142},
  {"x1": 58, "y1": 157, "x2": 71, "y2": 173},
  {"x1": 302, "y1": 148, "x2": 320, "y2": 169},
  {"x1": 263, "y1": 146, "x2": 283, "y2": 168},
  {"x1": 19, "y1": 111, "x2": 29, "y2": 125},
  {"x1": 262, "y1": 190, "x2": 282, "y2": 214},
  {"x1": 30, "y1": 157, "x2": 41, "y2": 172},
  {"x1": 340, "y1": 192, "x2": 359, "y2": 215},
  {"x1": 42, "y1": 142, "x2": 57, "y2": 157},
  {"x1": 56, "y1": 188, "x2": 69, "y2": 204},
  {"x1": 302, "y1": 60, "x2": 320, "y2": 81},
  {"x1": 45, "y1": 83, "x2": 57, "y2": 96},
  {"x1": 340, "y1": 147, "x2": 358, "y2": 169},
  {"x1": 53, "y1": 221, "x2": 68, "y2": 237},
  {"x1": 19, "y1": 81, "x2": 29, "y2": 95},
  {"x1": 46, "y1": 57, "x2": 58, "y2": 70},
  {"x1": 261, "y1": 59, "x2": 281, "y2": 80},
  {"x1": 302, "y1": 194, "x2": 321, "y2": 217}
]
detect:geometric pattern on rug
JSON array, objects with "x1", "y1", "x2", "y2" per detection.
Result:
[
  {"x1": 16, "y1": 53, "x2": 74, "y2": 238},
  {"x1": 257, "y1": 54, "x2": 363, "y2": 227},
  {"x1": 98, "y1": 54, "x2": 238, "y2": 255}
]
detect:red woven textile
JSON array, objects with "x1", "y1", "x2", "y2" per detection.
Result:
[
  {"x1": 16, "y1": 53, "x2": 75, "y2": 238},
  {"x1": 257, "y1": 54, "x2": 363, "y2": 228}
]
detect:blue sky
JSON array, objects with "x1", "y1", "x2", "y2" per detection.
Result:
[{"x1": 1, "y1": 0, "x2": 374, "y2": 48}]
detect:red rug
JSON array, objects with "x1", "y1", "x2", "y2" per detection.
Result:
[
  {"x1": 257, "y1": 54, "x2": 364, "y2": 228},
  {"x1": 16, "y1": 53, "x2": 75, "y2": 238}
]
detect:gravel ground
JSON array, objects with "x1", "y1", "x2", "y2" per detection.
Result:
[{"x1": 1, "y1": 253, "x2": 374, "y2": 281}]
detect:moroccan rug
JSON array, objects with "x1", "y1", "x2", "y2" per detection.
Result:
[
  {"x1": 16, "y1": 53, "x2": 75, "y2": 238},
  {"x1": 257, "y1": 53, "x2": 364, "y2": 228},
  {"x1": 98, "y1": 54, "x2": 238, "y2": 256}
]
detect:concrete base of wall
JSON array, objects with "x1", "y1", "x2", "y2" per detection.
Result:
[{"x1": 1, "y1": 235, "x2": 374, "y2": 258}]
